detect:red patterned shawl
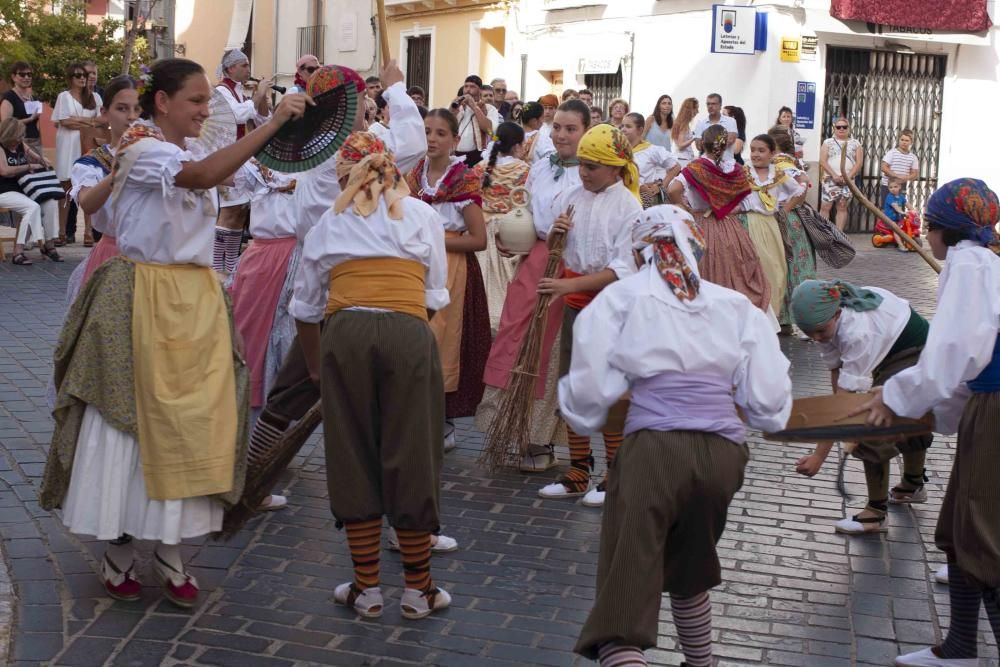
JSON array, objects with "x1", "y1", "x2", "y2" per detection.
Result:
[
  {"x1": 406, "y1": 158, "x2": 483, "y2": 208},
  {"x1": 681, "y1": 158, "x2": 751, "y2": 219}
]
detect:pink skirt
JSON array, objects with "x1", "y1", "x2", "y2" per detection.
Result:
[
  {"x1": 81, "y1": 234, "x2": 120, "y2": 287},
  {"x1": 229, "y1": 236, "x2": 297, "y2": 407},
  {"x1": 482, "y1": 239, "x2": 563, "y2": 399}
]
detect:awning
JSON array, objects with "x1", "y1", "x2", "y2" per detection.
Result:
[
  {"x1": 226, "y1": 0, "x2": 254, "y2": 49},
  {"x1": 829, "y1": 0, "x2": 992, "y2": 33}
]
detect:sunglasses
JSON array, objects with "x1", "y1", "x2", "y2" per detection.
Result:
[
  {"x1": 16, "y1": 71, "x2": 32, "y2": 77},
  {"x1": 72, "y1": 72, "x2": 87, "y2": 79},
  {"x1": 835, "y1": 124, "x2": 849, "y2": 129},
  {"x1": 300, "y1": 65, "x2": 319, "y2": 74}
]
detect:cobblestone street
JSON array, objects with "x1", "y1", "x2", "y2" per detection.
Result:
[{"x1": 0, "y1": 240, "x2": 996, "y2": 666}]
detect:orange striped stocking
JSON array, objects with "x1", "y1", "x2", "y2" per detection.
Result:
[
  {"x1": 560, "y1": 428, "x2": 593, "y2": 492},
  {"x1": 395, "y1": 529, "x2": 434, "y2": 592},
  {"x1": 345, "y1": 518, "x2": 382, "y2": 591}
]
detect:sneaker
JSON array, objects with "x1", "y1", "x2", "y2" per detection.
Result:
[
  {"x1": 153, "y1": 552, "x2": 199, "y2": 608},
  {"x1": 518, "y1": 444, "x2": 558, "y2": 473},
  {"x1": 834, "y1": 510, "x2": 888, "y2": 535},
  {"x1": 443, "y1": 421, "x2": 456, "y2": 452},
  {"x1": 101, "y1": 554, "x2": 142, "y2": 602},
  {"x1": 890, "y1": 485, "x2": 927, "y2": 504},
  {"x1": 894, "y1": 647, "x2": 976, "y2": 666},
  {"x1": 400, "y1": 586, "x2": 451, "y2": 620},
  {"x1": 934, "y1": 564, "x2": 949, "y2": 585},
  {"x1": 333, "y1": 583, "x2": 384, "y2": 619},
  {"x1": 539, "y1": 480, "x2": 589, "y2": 499},
  {"x1": 386, "y1": 529, "x2": 459, "y2": 553},
  {"x1": 581, "y1": 481, "x2": 606, "y2": 508}
]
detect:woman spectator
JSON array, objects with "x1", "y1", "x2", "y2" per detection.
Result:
[
  {"x1": 52, "y1": 62, "x2": 103, "y2": 246},
  {"x1": 607, "y1": 97, "x2": 629, "y2": 129},
  {"x1": 723, "y1": 105, "x2": 747, "y2": 165},
  {"x1": 820, "y1": 117, "x2": 864, "y2": 232},
  {"x1": 0, "y1": 62, "x2": 42, "y2": 157},
  {"x1": 0, "y1": 118, "x2": 61, "y2": 265},
  {"x1": 643, "y1": 94, "x2": 673, "y2": 151},
  {"x1": 671, "y1": 97, "x2": 699, "y2": 168},
  {"x1": 775, "y1": 106, "x2": 805, "y2": 159}
]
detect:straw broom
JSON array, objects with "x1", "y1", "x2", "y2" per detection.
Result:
[{"x1": 479, "y1": 205, "x2": 575, "y2": 471}]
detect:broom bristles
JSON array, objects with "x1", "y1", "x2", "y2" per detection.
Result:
[{"x1": 480, "y1": 206, "x2": 573, "y2": 471}]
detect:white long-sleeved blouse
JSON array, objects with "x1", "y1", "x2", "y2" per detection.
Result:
[
  {"x1": 526, "y1": 157, "x2": 581, "y2": 240},
  {"x1": 234, "y1": 162, "x2": 297, "y2": 240},
  {"x1": 552, "y1": 181, "x2": 641, "y2": 279}
]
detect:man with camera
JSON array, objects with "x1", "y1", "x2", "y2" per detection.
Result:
[
  {"x1": 213, "y1": 48, "x2": 275, "y2": 274},
  {"x1": 451, "y1": 74, "x2": 499, "y2": 167}
]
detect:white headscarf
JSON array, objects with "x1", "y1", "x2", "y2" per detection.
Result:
[
  {"x1": 632, "y1": 204, "x2": 706, "y2": 302},
  {"x1": 217, "y1": 48, "x2": 248, "y2": 80}
]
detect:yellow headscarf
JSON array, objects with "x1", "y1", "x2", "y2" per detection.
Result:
[
  {"x1": 576, "y1": 124, "x2": 641, "y2": 201},
  {"x1": 333, "y1": 131, "x2": 411, "y2": 220}
]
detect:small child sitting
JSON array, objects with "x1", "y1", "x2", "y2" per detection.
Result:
[{"x1": 874, "y1": 178, "x2": 921, "y2": 251}]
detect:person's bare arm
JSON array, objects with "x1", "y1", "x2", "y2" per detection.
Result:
[
  {"x1": 538, "y1": 268, "x2": 617, "y2": 298},
  {"x1": 0, "y1": 148, "x2": 33, "y2": 178},
  {"x1": 726, "y1": 131, "x2": 737, "y2": 147},
  {"x1": 880, "y1": 160, "x2": 894, "y2": 179},
  {"x1": 77, "y1": 174, "x2": 113, "y2": 214},
  {"x1": 445, "y1": 204, "x2": 488, "y2": 253},
  {"x1": 643, "y1": 116, "x2": 654, "y2": 138},
  {"x1": 847, "y1": 144, "x2": 863, "y2": 179}
]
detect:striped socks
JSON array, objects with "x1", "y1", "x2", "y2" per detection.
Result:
[
  {"x1": 396, "y1": 529, "x2": 434, "y2": 592},
  {"x1": 938, "y1": 563, "x2": 981, "y2": 658},
  {"x1": 602, "y1": 430, "x2": 623, "y2": 467},
  {"x1": 345, "y1": 519, "x2": 382, "y2": 591},
  {"x1": 213, "y1": 227, "x2": 243, "y2": 274},
  {"x1": 561, "y1": 429, "x2": 593, "y2": 492},
  {"x1": 671, "y1": 591, "x2": 713, "y2": 667},
  {"x1": 597, "y1": 643, "x2": 647, "y2": 666}
]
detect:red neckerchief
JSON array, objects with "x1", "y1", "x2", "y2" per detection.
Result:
[{"x1": 218, "y1": 78, "x2": 247, "y2": 139}]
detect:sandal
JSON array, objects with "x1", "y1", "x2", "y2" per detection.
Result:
[
  {"x1": 333, "y1": 582, "x2": 384, "y2": 618},
  {"x1": 834, "y1": 507, "x2": 888, "y2": 535},
  {"x1": 41, "y1": 247, "x2": 64, "y2": 262},
  {"x1": 101, "y1": 553, "x2": 142, "y2": 602},
  {"x1": 11, "y1": 253, "x2": 32, "y2": 265},
  {"x1": 54, "y1": 236, "x2": 66, "y2": 247}
]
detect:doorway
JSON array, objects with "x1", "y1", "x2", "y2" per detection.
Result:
[{"x1": 822, "y1": 47, "x2": 946, "y2": 231}]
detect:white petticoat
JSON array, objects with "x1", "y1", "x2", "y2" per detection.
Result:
[{"x1": 61, "y1": 405, "x2": 224, "y2": 545}]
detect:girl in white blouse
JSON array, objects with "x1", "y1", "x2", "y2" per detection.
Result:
[
  {"x1": 536, "y1": 123, "x2": 642, "y2": 507},
  {"x1": 52, "y1": 62, "x2": 103, "y2": 244},
  {"x1": 42, "y1": 58, "x2": 309, "y2": 610}
]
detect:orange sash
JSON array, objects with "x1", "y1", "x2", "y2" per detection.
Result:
[
  {"x1": 562, "y1": 268, "x2": 600, "y2": 310},
  {"x1": 326, "y1": 258, "x2": 428, "y2": 321}
]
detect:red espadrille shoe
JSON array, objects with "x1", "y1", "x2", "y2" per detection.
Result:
[
  {"x1": 101, "y1": 554, "x2": 142, "y2": 602},
  {"x1": 153, "y1": 551, "x2": 200, "y2": 608}
]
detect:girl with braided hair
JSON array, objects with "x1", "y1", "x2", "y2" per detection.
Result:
[
  {"x1": 668, "y1": 124, "x2": 775, "y2": 327},
  {"x1": 473, "y1": 121, "x2": 529, "y2": 330}
]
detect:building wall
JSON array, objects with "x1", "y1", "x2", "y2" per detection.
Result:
[
  {"x1": 174, "y1": 0, "x2": 238, "y2": 74},
  {"x1": 388, "y1": 6, "x2": 491, "y2": 108}
]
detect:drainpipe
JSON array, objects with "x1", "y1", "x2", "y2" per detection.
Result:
[
  {"x1": 520, "y1": 53, "x2": 527, "y2": 101},
  {"x1": 272, "y1": 0, "x2": 279, "y2": 77},
  {"x1": 626, "y1": 31, "x2": 635, "y2": 106}
]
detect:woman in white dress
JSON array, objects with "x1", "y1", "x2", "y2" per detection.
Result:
[
  {"x1": 40, "y1": 58, "x2": 309, "y2": 609},
  {"x1": 671, "y1": 97, "x2": 699, "y2": 168},
  {"x1": 52, "y1": 62, "x2": 103, "y2": 245}
]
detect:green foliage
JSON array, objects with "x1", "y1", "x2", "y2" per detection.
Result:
[{"x1": 0, "y1": 0, "x2": 149, "y2": 104}]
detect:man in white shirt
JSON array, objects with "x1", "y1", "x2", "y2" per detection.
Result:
[
  {"x1": 693, "y1": 93, "x2": 738, "y2": 163},
  {"x1": 451, "y1": 74, "x2": 499, "y2": 167},
  {"x1": 879, "y1": 129, "x2": 920, "y2": 204},
  {"x1": 214, "y1": 48, "x2": 273, "y2": 274}
]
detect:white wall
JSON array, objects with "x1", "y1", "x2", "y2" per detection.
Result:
[{"x1": 940, "y1": 38, "x2": 1000, "y2": 189}]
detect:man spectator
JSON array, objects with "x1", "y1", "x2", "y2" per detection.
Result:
[
  {"x1": 407, "y1": 85, "x2": 425, "y2": 107},
  {"x1": 491, "y1": 77, "x2": 512, "y2": 119},
  {"x1": 451, "y1": 74, "x2": 498, "y2": 166},
  {"x1": 365, "y1": 75, "x2": 382, "y2": 99},
  {"x1": 481, "y1": 84, "x2": 496, "y2": 109},
  {"x1": 589, "y1": 105, "x2": 604, "y2": 126},
  {"x1": 694, "y1": 93, "x2": 737, "y2": 162},
  {"x1": 879, "y1": 129, "x2": 919, "y2": 204},
  {"x1": 289, "y1": 54, "x2": 320, "y2": 94},
  {"x1": 579, "y1": 89, "x2": 594, "y2": 106},
  {"x1": 538, "y1": 93, "x2": 559, "y2": 136}
]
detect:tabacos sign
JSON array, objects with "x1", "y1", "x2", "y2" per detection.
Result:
[{"x1": 865, "y1": 22, "x2": 934, "y2": 36}]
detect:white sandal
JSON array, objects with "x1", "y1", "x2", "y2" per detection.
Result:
[
  {"x1": 333, "y1": 583, "x2": 384, "y2": 619},
  {"x1": 400, "y1": 587, "x2": 451, "y2": 620}
]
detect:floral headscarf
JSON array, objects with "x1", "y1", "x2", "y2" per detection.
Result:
[
  {"x1": 632, "y1": 204, "x2": 706, "y2": 301},
  {"x1": 333, "y1": 132, "x2": 410, "y2": 220},
  {"x1": 790, "y1": 279, "x2": 884, "y2": 332},
  {"x1": 924, "y1": 178, "x2": 999, "y2": 247},
  {"x1": 576, "y1": 124, "x2": 641, "y2": 201}
]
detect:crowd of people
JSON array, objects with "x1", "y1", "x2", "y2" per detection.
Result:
[{"x1": 2, "y1": 48, "x2": 994, "y2": 667}]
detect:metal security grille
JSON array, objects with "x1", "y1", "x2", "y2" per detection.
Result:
[
  {"x1": 822, "y1": 47, "x2": 946, "y2": 231},
  {"x1": 406, "y1": 35, "x2": 431, "y2": 99},
  {"x1": 297, "y1": 25, "x2": 326, "y2": 62},
  {"x1": 584, "y1": 67, "x2": 623, "y2": 118}
]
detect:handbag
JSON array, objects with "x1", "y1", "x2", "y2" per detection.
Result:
[
  {"x1": 18, "y1": 169, "x2": 65, "y2": 203},
  {"x1": 796, "y1": 203, "x2": 856, "y2": 269}
]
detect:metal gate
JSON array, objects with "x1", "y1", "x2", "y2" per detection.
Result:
[
  {"x1": 585, "y1": 67, "x2": 623, "y2": 118},
  {"x1": 822, "y1": 47, "x2": 946, "y2": 232}
]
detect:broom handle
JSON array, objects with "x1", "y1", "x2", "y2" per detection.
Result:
[
  {"x1": 839, "y1": 141, "x2": 941, "y2": 274},
  {"x1": 376, "y1": 0, "x2": 391, "y2": 67}
]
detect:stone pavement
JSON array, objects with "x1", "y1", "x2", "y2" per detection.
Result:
[{"x1": 0, "y1": 240, "x2": 996, "y2": 666}]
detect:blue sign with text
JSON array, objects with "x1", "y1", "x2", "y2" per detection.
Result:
[{"x1": 795, "y1": 81, "x2": 816, "y2": 129}]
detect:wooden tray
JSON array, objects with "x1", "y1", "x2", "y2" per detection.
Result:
[{"x1": 764, "y1": 392, "x2": 934, "y2": 442}]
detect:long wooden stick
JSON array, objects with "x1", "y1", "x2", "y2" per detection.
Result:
[
  {"x1": 376, "y1": 0, "x2": 391, "y2": 66},
  {"x1": 839, "y1": 141, "x2": 941, "y2": 274}
]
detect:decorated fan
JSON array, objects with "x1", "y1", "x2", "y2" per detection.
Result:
[
  {"x1": 185, "y1": 89, "x2": 238, "y2": 160},
  {"x1": 255, "y1": 64, "x2": 361, "y2": 173}
]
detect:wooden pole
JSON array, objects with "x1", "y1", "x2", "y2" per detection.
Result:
[
  {"x1": 376, "y1": 0, "x2": 391, "y2": 67},
  {"x1": 839, "y1": 141, "x2": 942, "y2": 274}
]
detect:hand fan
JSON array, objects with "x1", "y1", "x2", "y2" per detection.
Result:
[{"x1": 185, "y1": 89, "x2": 238, "y2": 160}]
